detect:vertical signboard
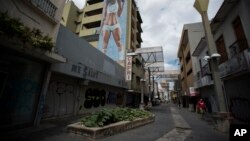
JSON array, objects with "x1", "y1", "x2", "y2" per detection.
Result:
[
  {"x1": 126, "y1": 56, "x2": 132, "y2": 81},
  {"x1": 97, "y1": 0, "x2": 127, "y2": 63},
  {"x1": 189, "y1": 87, "x2": 199, "y2": 96}
]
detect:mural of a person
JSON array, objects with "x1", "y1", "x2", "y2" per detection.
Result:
[{"x1": 99, "y1": 0, "x2": 125, "y2": 60}]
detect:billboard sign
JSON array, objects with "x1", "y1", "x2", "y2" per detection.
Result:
[{"x1": 97, "y1": 0, "x2": 127, "y2": 63}]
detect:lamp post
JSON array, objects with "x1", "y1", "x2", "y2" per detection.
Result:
[{"x1": 194, "y1": 0, "x2": 229, "y2": 132}]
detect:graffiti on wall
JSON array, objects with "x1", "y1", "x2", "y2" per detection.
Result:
[
  {"x1": 82, "y1": 89, "x2": 125, "y2": 109},
  {"x1": 107, "y1": 92, "x2": 116, "y2": 104},
  {"x1": 116, "y1": 93, "x2": 124, "y2": 105},
  {"x1": 54, "y1": 82, "x2": 74, "y2": 96},
  {"x1": 43, "y1": 81, "x2": 75, "y2": 118},
  {"x1": 107, "y1": 92, "x2": 124, "y2": 106},
  {"x1": 83, "y1": 89, "x2": 106, "y2": 109},
  {"x1": 230, "y1": 97, "x2": 250, "y2": 122}
]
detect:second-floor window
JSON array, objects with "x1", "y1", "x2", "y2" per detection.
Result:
[
  {"x1": 232, "y1": 16, "x2": 248, "y2": 52},
  {"x1": 187, "y1": 68, "x2": 192, "y2": 76},
  {"x1": 216, "y1": 35, "x2": 228, "y2": 64},
  {"x1": 185, "y1": 52, "x2": 191, "y2": 64}
]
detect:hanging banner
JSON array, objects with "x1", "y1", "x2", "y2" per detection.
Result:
[
  {"x1": 126, "y1": 56, "x2": 132, "y2": 81},
  {"x1": 189, "y1": 87, "x2": 199, "y2": 96}
]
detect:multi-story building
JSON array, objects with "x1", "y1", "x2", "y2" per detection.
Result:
[
  {"x1": 61, "y1": 0, "x2": 102, "y2": 47},
  {"x1": 192, "y1": 0, "x2": 250, "y2": 123},
  {"x1": 159, "y1": 80, "x2": 169, "y2": 101},
  {"x1": 78, "y1": 0, "x2": 103, "y2": 47},
  {"x1": 61, "y1": 0, "x2": 144, "y2": 107},
  {"x1": 192, "y1": 37, "x2": 218, "y2": 113},
  {"x1": 61, "y1": 0, "x2": 80, "y2": 33},
  {"x1": 0, "y1": 0, "x2": 66, "y2": 130},
  {"x1": 177, "y1": 22, "x2": 204, "y2": 111},
  {"x1": 42, "y1": 25, "x2": 127, "y2": 121}
]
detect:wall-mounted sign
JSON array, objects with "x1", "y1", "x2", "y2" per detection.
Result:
[
  {"x1": 126, "y1": 56, "x2": 132, "y2": 81},
  {"x1": 189, "y1": 87, "x2": 199, "y2": 96}
]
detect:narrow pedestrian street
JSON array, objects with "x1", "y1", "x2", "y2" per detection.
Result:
[
  {"x1": 3, "y1": 103, "x2": 229, "y2": 141},
  {"x1": 1, "y1": 1, "x2": 249, "y2": 141}
]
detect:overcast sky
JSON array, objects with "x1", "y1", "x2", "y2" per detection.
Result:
[{"x1": 71, "y1": 0, "x2": 223, "y2": 70}]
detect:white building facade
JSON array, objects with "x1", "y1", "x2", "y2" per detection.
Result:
[{"x1": 192, "y1": 0, "x2": 250, "y2": 123}]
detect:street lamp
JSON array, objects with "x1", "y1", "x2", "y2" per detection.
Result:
[
  {"x1": 203, "y1": 53, "x2": 221, "y2": 61},
  {"x1": 194, "y1": 0, "x2": 229, "y2": 132}
]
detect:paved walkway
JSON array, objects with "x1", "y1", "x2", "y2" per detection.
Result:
[
  {"x1": 155, "y1": 104, "x2": 228, "y2": 141},
  {"x1": 156, "y1": 107, "x2": 192, "y2": 141},
  {"x1": 177, "y1": 106, "x2": 229, "y2": 141},
  {"x1": 1, "y1": 103, "x2": 229, "y2": 141}
]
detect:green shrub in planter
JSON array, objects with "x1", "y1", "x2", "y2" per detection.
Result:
[{"x1": 81, "y1": 108, "x2": 153, "y2": 127}]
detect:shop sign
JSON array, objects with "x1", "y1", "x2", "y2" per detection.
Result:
[
  {"x1": 126, "y1": 56, "x2": 132, "y2": 81},
  {"x1": 189, "y1": 87, "x2": 199, "y2": 96}
]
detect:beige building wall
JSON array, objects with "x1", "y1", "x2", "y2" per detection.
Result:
[
  {"x1": 89, "y1": 41, "x2": 98, "y2": 47},
  {"x1": 78, "y1": 0, "x2": 103, "y2": 48},
  {"x1": 177, "y1": 22, "x2": 204, "y2": 95},
  {"x1": 0, "y1": 0, "x2": 66, "y2": 42},
  {"x1": 61, "y1": 0, "x2": 102, "y2": 48},
  {"x1": 61, "y1": 1, "x2": 79, "y2": 32}
]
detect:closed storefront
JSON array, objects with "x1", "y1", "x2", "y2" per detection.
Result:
[
  {"x1": 224, "y1": 73, "x2": 250, "y2": 123},
  {"x1": 42, "y1": 73, "x2": 78, "y2": 119},
  {"x1": 0, "y1": 50, "x2": 45, "y2": 130}
]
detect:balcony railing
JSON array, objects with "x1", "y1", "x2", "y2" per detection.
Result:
[
  {"x1": 82, "y1": 14, "x2": 102, "y2": 24},
  {"x1": 219, "y1": 49, "x2": 250, "y2": 77},
  {"x1": 194, "y1": 74, "x2": 213, "y2": 88},
  {"x1": 193, "y1": 71, "x2": 201, "y2": 82},
  {"x1": 84, "y1": 2, "x2": 103, "y2": 13},
  {"x1": 229, "y1": 39, "x2": 249, "y2": 58},
  {"x1": 30, "y1": 0, "x2": 57, "y2": 18},
  {"x1": 201, "y1": 63, "x2": 211, "y2": 76}
]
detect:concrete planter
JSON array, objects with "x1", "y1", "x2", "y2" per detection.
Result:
[{"x1": 67, "y1": 115, "x2": 155, "y2": 140}]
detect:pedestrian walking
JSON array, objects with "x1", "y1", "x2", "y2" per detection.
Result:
[{"x1": 196, "y1": 99, "x2": 207, "y2": 118}]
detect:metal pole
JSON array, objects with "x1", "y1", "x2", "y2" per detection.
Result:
[
  {"x1": 148, "y1": 68, "x2": 151, "y2": 104},
  {"x1": 140, "y1": 80, "x2": 144, "y2": 109},
  {"x1": 156, "y1": 82, "x2": 159, "y2": 99},
  {"x1": 140, "y1": 56, "x2": 145, "y2": 110},
  {"x1": 201, "y1": 11, "x2": 227, "y2": 112},
  {"x1": 167, "y1": 86, "x2": 169, "y2": 102},
  {"x1": 152, "y1": 76, "x2": 155, "y2": 102}
]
